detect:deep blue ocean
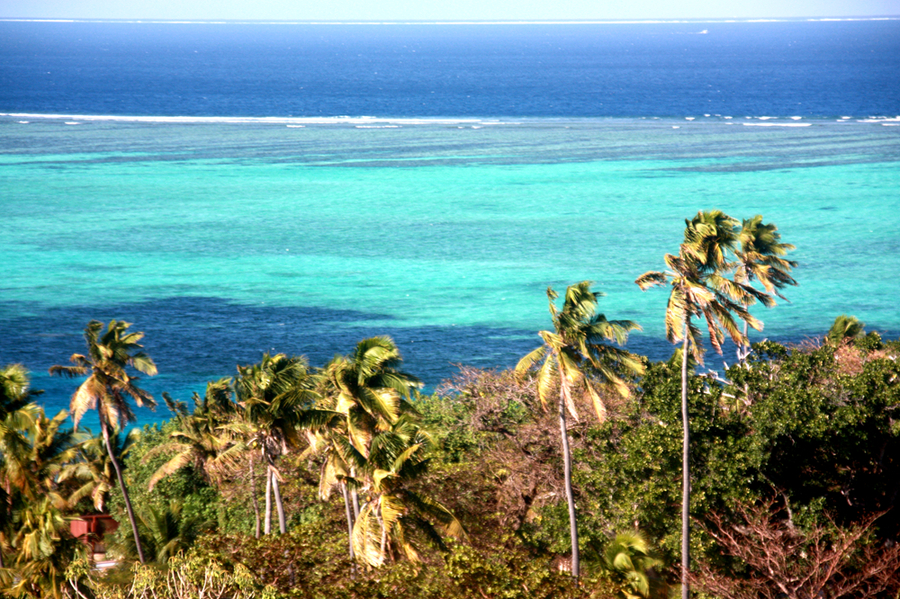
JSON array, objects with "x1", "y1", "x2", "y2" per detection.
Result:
[
  {"x1": 2, "y1": 20, "x2": 900, "y2": 117},
  {"x1": 1, "y1": 19, "x2": 899, "y2": 428}
]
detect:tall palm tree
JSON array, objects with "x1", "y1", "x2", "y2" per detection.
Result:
[
  {"x1": 516, "y1": 281, "x2": 643, "y2": 578},
  {"x1": 636, "y1": 210, "x2": 763, "y2": 599},
  {"x1": 49, "y1": 319, "x2": 158, "y2": 564},
  {"x1": 310, "y1": 336, "x2": 422, "y2": 559},
  {"x1": 235, "y1": 353, "x2": 316, "y2": 535},
  {"x1": 320, "y1": 336, "x2": 422, "y2": 456},
  {"x1": 734, "y1": 215, "x2": 797, "y2": 361},
  {"x1": 304, "y1": 415, "x2": 364, "y2": 560}
]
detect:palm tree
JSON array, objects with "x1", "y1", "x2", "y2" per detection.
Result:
[
  {"x1": 0, "y1": 365, "x2": 43, "y2": 570},
  {"x1": 826, "y1": 314, "x2": 866, "y2": 345},
  {"x1": 303, "y1": 415, "x2": 364, "y2": 560},
  {"x1": 350, "y1": 417, "x2": 464, "y2": 567},
  {"x1": 113, "y1": 500, "x2": 211, "y2": 564},
  {"x1": 60, "y1": 427, "x2": 141, "y2": 513},
  {"x1": 515, "y1": 281, "x2": 643, "y2": 578},
  {"x1": 4, "y1": 408, "x2": 79, "y2": 510},
  {"x1": 636, "y1": 210, "x2": 763, "y2": 599},
  {"x1": 1, "y1": 495, "x2": 88, "y2": 599},
  {"x1": 314, "y1": 337, "x2": 422, "y2": 550},
  {"x1": 1, "y1": 364, "x2": 43, "y2": 420},
  {"x1": 1, "y1": 406, "x2": 77, "y2": 574},
  {"x1": 734, "y1": 215, "x2": 797, "y2": 361},
  {"x1": 235, "y1": 353, "x2": 316, "y2": 535},
  {"x1": 49, "y1": 319, "x2": 158, "y2": 564},
  {"x1": 144, "y1": 380, "x2": 239, "y2": 492}
]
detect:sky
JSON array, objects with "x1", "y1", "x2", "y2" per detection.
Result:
[{"x1": 1, "y1": 0, "x2": 899, "y2": 21}]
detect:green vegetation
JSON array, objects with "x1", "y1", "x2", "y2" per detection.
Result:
[{"x1": 2, "y1": 212, "x2": 899, "y2": 599}]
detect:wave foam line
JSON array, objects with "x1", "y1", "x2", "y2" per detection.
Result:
[
  {"x1": 742, "y1": 122, "x2": 812, "y2": 127},
  {"x1": 0, "y1": 113, "x2": 518, "y2": 126}
]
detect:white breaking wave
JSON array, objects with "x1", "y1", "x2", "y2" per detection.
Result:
[
  {"x1": 0, "y1": 113, "x2": 513, "y2": 126},
  {"x1": 742, "y1": 122, "x2": 812, "y2": 127}
]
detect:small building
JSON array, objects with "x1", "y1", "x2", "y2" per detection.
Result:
[{"x1": 70, "y1": 514, "x2": 119, "y2": 557}]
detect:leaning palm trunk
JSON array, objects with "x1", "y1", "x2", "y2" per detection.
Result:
[
  {"x1": 681, "y1": 325, "x2": 691, "y2": 599},
  {"x1": 559, "y1": 384, "x2": 580, "y2": 579},
  {"x1": 100, "y1": 412, "x2": 146, "y2": 564}
]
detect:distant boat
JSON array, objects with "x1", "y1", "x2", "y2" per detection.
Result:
[{"x1": 699, "y1": 30, "x2": 708, "y2": 34}]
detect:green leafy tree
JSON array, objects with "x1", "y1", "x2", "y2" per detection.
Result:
[
  {"x1": 516, "y1": 281, "x2": 643, "y2": 578},
  {"x1": 636, "y1": 211, "x2": 763, "y2": 598},
  {"x1": 603, "y1": 532, "x2": 665, "y2": 599},
  {"x1": 50, "y1": 319, "x2": 158, "y2": 564}
]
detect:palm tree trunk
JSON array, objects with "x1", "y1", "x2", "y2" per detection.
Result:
[
  {"x1": 264, "y1": 466, "x2": 272, "y2": 536},
  {"x1": 738, "y1": 321, "x2": 750, "y2": 363},
  {"x1": 681, "y1": 324, "x2": 691, "y2": 599},
  {"x1": 341, "y1": 482, "x2": 356, "y2": 560},
  {"x1": 377, "y1": 497, "x2": 388, "y2": 564},
  {"x1": 271, "y1": 465, "x2": 287, "y2": 534},
  {"x1": 350, "y1": 467, "x2": 361, "y2": 522},
  {"x1": 99, "y1": 413, "x2": 145, "y2": 564},
  {"x1": 249, "y1": 454, "x2": 261, "y2": 539},
  {"x1": 559, "y1": 385, "x2": 579, "y2": 579}
]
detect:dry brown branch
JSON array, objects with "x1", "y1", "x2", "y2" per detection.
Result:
[{"x1": 692, "y1": 501, "x2": 900, "y2": 599}]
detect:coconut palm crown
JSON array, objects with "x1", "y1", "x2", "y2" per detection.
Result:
[
  {"x1": 735, "y1": 215, "x2": 797, "y2": 300},
  {"x1": 517, "y1": 281, "x2": 644, "y2": 421},
  {"x1": 49, "y1": 319, "x2": 157, "y2": 430},
  {"x1": 636, "y1": 210, "x2": 765, "y2": 364}
]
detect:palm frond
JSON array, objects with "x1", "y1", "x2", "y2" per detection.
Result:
[
  {"x1": 352, "y1": 502, "x2": 386, "y2": 567},
  {"x1": 515, "y1": 345, "x2": 547, "y2": 374},
  {"x1": 147, "y1": 450, "x2": 194, "y2": 491},
  {"x1": 635, "y1": 270, "x2": 668, "y2": 291}
]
